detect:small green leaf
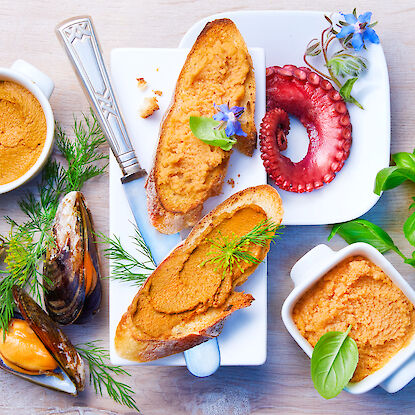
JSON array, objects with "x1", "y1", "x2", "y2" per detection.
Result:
[
  {"x1": 392, "y1": 152, "x2": 415, "y2": 170},
  {"x1": 339, "y1": 78, "x2": 364, "y2": 109},
  {"x1": 189, "y1": 116, "x2": 236, "y2": 151},
  {"x1": 374, "y1": 166, "x2": 415, "y2": 195},
  {"x1": 311, "y1": 326, "x2": 359, "y2": 399},
  {"x1": 339, "y1": 77, "x2": 358, "y2": 99},
  {"x1": 328, "y1": 219, "x2": 401, "y2": 255},
  {"x1": 404, "y1": 209, "x2": 415, "y2": 247}
]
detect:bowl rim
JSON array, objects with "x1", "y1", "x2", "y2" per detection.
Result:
[
  {"x1": 0, "y1": 67, "x2": 54, "y2": 194},
  {"x1": 281, "y1": 242, "x2": 415, "y2": 394}
]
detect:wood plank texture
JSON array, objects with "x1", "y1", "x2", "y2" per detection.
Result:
[{"x1": 0, "y1": 0, "x2": 414, "y2": 414}]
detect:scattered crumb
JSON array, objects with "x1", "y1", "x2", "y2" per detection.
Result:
[
  {"x1": 156, "y1": 67, "x2": 159, "y2": 72},
  {"x1": 136, "y1": 77, "x2": 147, "y2": 90},
  {"x1": 227, "y1": 178, "x2": 235, "y2": 188},
  {"x1": 237, "y1": 174, "x2": 240, "y2": 178},
  {"x1": 139, "y1": 96, "x2": 159, "y2": 118},
  {"x1": 153, "y1": 90, "x2": 163, "y2": 96}
]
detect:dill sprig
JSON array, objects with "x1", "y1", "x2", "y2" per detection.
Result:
[
  {"x1": 0, "y1": 160, "x2": 66, "y2": 333},
  {"x1": 201, "y1": 219, "x2": 283, "y2": 277},
  {"x1": 76, "y1": 341, "x2": 139, "y2": 412},
  {"x1": 55, "y1": 110, "x2": 108, "y2": 192},
  {"x1": 98, "y1": 225, "x2": 156, "y2": 285}
]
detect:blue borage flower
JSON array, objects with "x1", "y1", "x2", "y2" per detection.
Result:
[
  {"x1": 213, "y1": 103, "x2": 247, "y2": 137},
  {"x1": 336, "y1": 11, "x2": 379, "y2": 51},
  {"x1": 304, "y1": 9, "x2": 381, "y2": 109}
]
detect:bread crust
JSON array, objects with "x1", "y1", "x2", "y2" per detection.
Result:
[
  {"x1": 115, "y1": 185, "x2": 283, "y2": 362},
  {"x1": 146, "y1": 18, "x2": 256, "y2": 234}
]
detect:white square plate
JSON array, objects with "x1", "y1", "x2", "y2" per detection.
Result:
[
  {"x1": 109, "y1": 47, "x2": 267, "y2": 365},
  {"x1": 179, "y1": 11, "x2": 391, "y2": 225}
]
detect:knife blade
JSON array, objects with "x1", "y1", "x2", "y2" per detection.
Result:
[{"x1": 56, "y1": 16, "x2": 220, "y2": 376}]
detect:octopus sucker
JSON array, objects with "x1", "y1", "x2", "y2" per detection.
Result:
[{"x1": 260, "y1": 65, "x2": 353, "y2": 193}]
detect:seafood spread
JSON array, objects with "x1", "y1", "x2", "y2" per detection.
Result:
[
  {"x1": 0, "y1": 286, "x2": 85, "y2": 395},
  {"x1": 260, "y1": 65, "x2": 352, "y2": 193},
  {"x1": 43, "y1": 191, "x2": 102, "y2": 325},
  {"x1": 127, "y1": 207, "x2": 266, "y2": 339},
  {"x1": 293, "y1": 256, "x2": 415, "y2": 382},
  {"x1": 0, "y1": 80, "x2": 46, "y2": 185},
  {"x1": 146, "y1": 18, "x2": 256, "y2": 234}
]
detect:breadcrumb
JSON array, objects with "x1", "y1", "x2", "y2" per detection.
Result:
[
  {"x1": 139, "y1": 96, "x2": 159, "y2": 118},
  {"x1": 153, "y1": 90, "x2": 163, "y2": 96},
  {"x1": 136, "y1": 77, "x2": 147, "y2": 90}
]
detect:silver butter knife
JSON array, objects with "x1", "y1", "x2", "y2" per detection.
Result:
[{"x1": 56, "y1": 16, "x2": 220, "y2": 377}]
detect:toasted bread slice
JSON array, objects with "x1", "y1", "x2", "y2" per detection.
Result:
[
  {"x1": 146, "y1": 18, "x2": 256, "y2": 234},
  {"x1": 115, "y1": 185, "x2": 283, "y2": 362}
]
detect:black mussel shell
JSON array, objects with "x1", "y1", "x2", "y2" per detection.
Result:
[
  {"x1": 0, "y1": 286, "x2": 86, "y2": 395},
  {"x1": 43, "y1": 191, "x2": 101, "y2": 325}
]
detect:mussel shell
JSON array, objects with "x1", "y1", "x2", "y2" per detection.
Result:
[
  {"x1": 12, "y1": 286, "x2": 85, "y2": 394},
  {"x1": 74, "y1": 194, "x2": 102, "y2": 324},
  {"x1": 43, "y1": 191, "x2": 101, "y2": 325}
]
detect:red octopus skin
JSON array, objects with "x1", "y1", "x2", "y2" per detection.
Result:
[{"x1": 260, "y1": 65, "x2": 352, "y2": 193}]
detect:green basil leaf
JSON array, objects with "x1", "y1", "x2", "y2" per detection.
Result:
[
  {"x1": 311, "y1": 326, "x2": 358, "y2": 399},
  {"x1": 189, "y1": 116, "x2": 236, "y2": 151},
  {"x1": 328, "y1": 219, "x2": 399, "y2": 254},
  {"x1": 404, "y1": 209, "x2": 415, "y2": 247},
  {"x1": 392, "y1": 152, "x2": 415, "y2": 170},
  {"x1": 374, "y1": 166, "x2": 408, "y2": 195}
]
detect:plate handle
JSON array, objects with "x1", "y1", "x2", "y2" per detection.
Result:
[
  {"x1": 290, "y1": 244, "x2": 335, "y2": 287},
  {"x1": 55, "y1": 16, "x2": 146, "y2": 182},
  {"x1": 381, "y1": 353, "x2": 415, "y2": 393},
  {"x1": 11, "y1": 59, "x2": 54, "y2": 99}
]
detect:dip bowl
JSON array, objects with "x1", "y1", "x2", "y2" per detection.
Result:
[
  {"x1": 0, "y1": 60, "x2": 54, "y2": 194},
  {"x1": 282, "y1": 242, "x2": 415, "y2": 394}
]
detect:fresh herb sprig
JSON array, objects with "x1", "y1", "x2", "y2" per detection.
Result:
[
  {"x1": 311, "y1": 325, "x2": 359, "y2": 399},
  {"x1": 0, "y1": 160, "x2": 66, "y2": 335},
  {"x1": 304, "y1": 9, "x2": 379, "y2": 109},
  {"x1": 329, "y1": 147, "x2": 415, "y2": 267},
  {"x1": 201, "y1": 219, "x2": 283, "y2": 277},
  {"x1": 76, "y1": 341, "x2": 139, "y2": 412},
  {"x1": 55, "y1": 111, "x2": 108, "y2": 192},
  {"x1": 98, "y1": 225, "x2": 156, "y2": 285}
]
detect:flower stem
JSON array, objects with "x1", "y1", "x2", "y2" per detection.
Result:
[
  {"x1": 321, "y1": 29, "x2": 342, "y2": 89},
  {"x1": 303, "y1": 55, "x2": 332, "y2": 80}
]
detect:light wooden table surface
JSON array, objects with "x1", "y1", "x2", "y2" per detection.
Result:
[{"x1": 1, "y1": 0, "x2": 414, "y2": 414}]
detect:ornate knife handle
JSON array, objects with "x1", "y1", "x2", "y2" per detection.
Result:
[{"x1": 56, "y1": 16, "x2": 146, "y2": 182}]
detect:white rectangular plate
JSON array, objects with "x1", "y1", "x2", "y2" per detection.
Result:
[
  {"x1": 179, "y1": 11, "x2": 391, "y2": 225},
  {"x1": 109, "y1": 47, "x2": 266, "y2": 365}
]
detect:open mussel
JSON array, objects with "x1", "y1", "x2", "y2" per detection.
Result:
[
  {"x1": 43, "y1": 191, "x2": 102, "y2": 325},
  {"x1": 0, "y1": 286, "x2": 85, "y2": 395}
]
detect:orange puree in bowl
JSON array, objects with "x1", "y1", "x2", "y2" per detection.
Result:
[
  {"x1": 0, "y1": 81, "x2": 46, "y2": 185},
  {"x1": 293, "y1": 256, "x2": 415, "y2": 382}
]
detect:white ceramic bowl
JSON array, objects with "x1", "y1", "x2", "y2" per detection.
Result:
[
  {"x1": 282, "y1": 242, "x2": 415, "y2": 394},
  {"x1": 0, "y1": 59, "x2": 54, "y2": 194}
]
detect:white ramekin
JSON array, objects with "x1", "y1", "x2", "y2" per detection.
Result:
[
  {"x1": 0, "y1": 59, "x2": 54, "y2": 194},
  {"x1": 282, "y1": 242, "x2": 415, "y2": 394}
]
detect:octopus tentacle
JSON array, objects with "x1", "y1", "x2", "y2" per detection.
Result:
[{"x1": 260, "y1": 65, "x2": 352, "y2": 193}]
